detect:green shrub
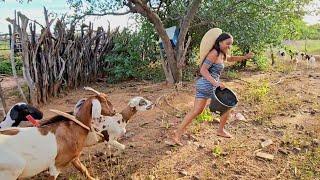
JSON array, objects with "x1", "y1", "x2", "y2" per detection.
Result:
[
  {"x1": 254, "y1": 55, "x2": 269, "y2": 71},
  {"x1": 103, "y1": 21, "x2": 164, "y2": 83},
  {"x1": 0, "y1": 60, "x2": 12, "y2": 74},
  {"x1": 0, "y1": 58, "x2": 23, "y2": 75}
]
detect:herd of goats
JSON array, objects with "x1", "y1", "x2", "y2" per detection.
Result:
[
  {"x1": 0, "y1": 87, "x2": 153, "y2": 180},
  {"x1": 277, "y1": 49, "x2": 319, "y2": 69}
]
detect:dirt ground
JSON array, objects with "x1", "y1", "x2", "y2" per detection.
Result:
[{"x1": 1, "y1": 60, "x2": 319, "y2": 180}]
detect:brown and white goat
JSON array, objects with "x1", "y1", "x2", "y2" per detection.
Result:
[
  {"x1": 0, "y1": 88, "x2": 115, "y2": 180},
  {"x1": 75, "y1": 96, "x2": 153, "y2": 154}
]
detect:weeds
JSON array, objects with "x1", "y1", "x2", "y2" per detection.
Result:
[
  {"x1": 243, "y1": 80, "x2": 270, "y2": 103},
  {"x1": 273, "y1": 62, "x2": 295, "y2": 74},
  {"x1": 291, "y1": 147, "x2": 320, "y2": 179},
  {"x1": 195, "y1": 108, "x2": 213, "y2": 124},
  {"x1": 212, "y1": 146, "x2": 223, "y2": 157}
]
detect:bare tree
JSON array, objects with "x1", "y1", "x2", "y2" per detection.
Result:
[{"x1": 6, "y1": 8, "x2": 116, "y2": 105}]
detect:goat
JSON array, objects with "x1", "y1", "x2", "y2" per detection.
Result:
[
  {"x1": 306, "y1": 54, "x2": 316, "y2": 69},
  {"x1": 0, "y1": 87, "x2": 115, "y2": 180},
  {"x1": 0, "y1": 102, "x2": 43, "y2": 129},
  {"x1": 277, "y1": 49, "x2": 286, "y2": 58},
  {"x1": 314, "y1": 55, "x2": 320, "y2": 62},
  {"x1": 74, "y1": 96, "x2": 153, "y2": 154}
]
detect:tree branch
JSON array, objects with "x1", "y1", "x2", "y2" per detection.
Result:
[
  {"x1": 71, "y1": 10, "x2": 132, "y2": 25},
  {"x1": 176, "y1": 0, "x2": 201, "y2": 61}
]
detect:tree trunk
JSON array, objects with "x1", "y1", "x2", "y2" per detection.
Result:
[
  {"x1": 129, "y1": 0, "x2": 201, "y2": 84},
  {"x1": 175, "y1": 0, "x2": 201, "y2": 82},
  {"x1": 270, "y1": 45, "x2": 275, "y2": 66}
]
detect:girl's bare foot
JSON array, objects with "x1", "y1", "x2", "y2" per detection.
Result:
[
  {"x1": 165, "y1": 132, "x2": 183, "y2": 146},
  {"x1": 217, "y1": 129, "x2": 232, "y2": 138}
]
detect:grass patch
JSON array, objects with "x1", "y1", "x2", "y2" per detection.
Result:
[
  {"x1": 291, "y1": 147, "x2": 320, "y2": 179},
  {"x1": 240, "y1": 78, "x2": 301, "y2": 124},
  {"x1": 273, "y1": 62, "x2": 295, "y2": 74},
  {"x1": 243, "y1": 80, "x2": 270, "y2": 103}
]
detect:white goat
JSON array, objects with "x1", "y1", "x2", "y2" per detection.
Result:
[{"x1": 74, "y1": 96, "x2": 153, "y2": 154}]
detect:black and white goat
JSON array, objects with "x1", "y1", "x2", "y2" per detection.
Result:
[
  {"x1": 305, "y1": 54, "x2": 316, "y2": 69},
  {"x1": 277, "y1": 49, "x2": 286, "y2": 58},
  {"x1": 0, "y1": 103, "x2": 43, "y2": 129},
  {"x1": 75, "y1": 96, "x2": 153, "y2": 153}
]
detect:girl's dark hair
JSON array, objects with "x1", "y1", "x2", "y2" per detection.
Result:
[{"x1": 211, "y1": 33, "x2": 232, "y2": 58}]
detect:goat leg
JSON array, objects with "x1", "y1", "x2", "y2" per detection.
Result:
[
  {"x1": 72, "y1": 157, "x2": 97, "y2": 180},
  {"x1": 109, "y1": 140, "x2": 125, "y2": 156},
  {"x1": 48, "y1": 163, "x2": 60, "y2": 180}
]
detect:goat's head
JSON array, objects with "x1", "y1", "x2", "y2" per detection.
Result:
[
  {"x1": 0, "y1": 103, "x2": 43, "y2": 128},
  {"x1": 74, "y1": 87, "x2": 116, "y2": 118},
  {"x1": 305, "y1": 54, "x2": 311, "y2": 60},
  {"x1": 94, "y1": 97, "x2": 153, "y2": 142},
  {"x1": 128, "y1": 96, "x2": 153, "y2": 111},
  {"x1": 94, "y1": 93, "x2": 116, "y2": 116}
]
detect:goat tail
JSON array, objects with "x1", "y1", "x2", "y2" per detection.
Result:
[{"x1": 84, "y1": 87, "x2": 101, "y2": 95}]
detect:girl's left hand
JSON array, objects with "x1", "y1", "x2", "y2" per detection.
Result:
[{"x1": 244, "y1": 52, "x2": 254, "y2": 59}]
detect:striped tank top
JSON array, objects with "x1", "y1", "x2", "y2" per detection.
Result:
[{"x1": 195, "y1": 59, "x2": 225, "y2": 99}]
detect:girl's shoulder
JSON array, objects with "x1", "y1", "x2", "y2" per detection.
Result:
[
  {"x1": 208, "y1": 49, "x2": 219, "y2": 57},
  {"x1": 207, "y1": 49, "x2": 219, "y2": 62}
]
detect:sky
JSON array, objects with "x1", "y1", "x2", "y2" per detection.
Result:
[
  {"x1": 0, "y1": 0, "x2": 319, "y2": 34},
  {"x1": 0, "y1": 0, "x2": 133, "y2": 34}
]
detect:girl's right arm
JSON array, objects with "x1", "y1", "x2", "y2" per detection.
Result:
[{"x1": 200, "y1": 60, "x2": 220, "y2": 87}]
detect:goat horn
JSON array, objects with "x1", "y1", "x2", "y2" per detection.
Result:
[
  {"x1": 84, "y1": 87, "x2": 101, "y2": 95},
  {"x1": 49, "y1": 109, "x2": 90, "y2": 131}
]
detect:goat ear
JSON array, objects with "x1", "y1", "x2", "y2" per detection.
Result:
[
  {"x1": 9, "y1": 105, "x2": 20, "y2": 120},
  {"x1": 91, "y1": 99, "x2": 102, "y2": 119},
  {"x1": 74, "y1": 98, "x2": 87, "y2": 116}
]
